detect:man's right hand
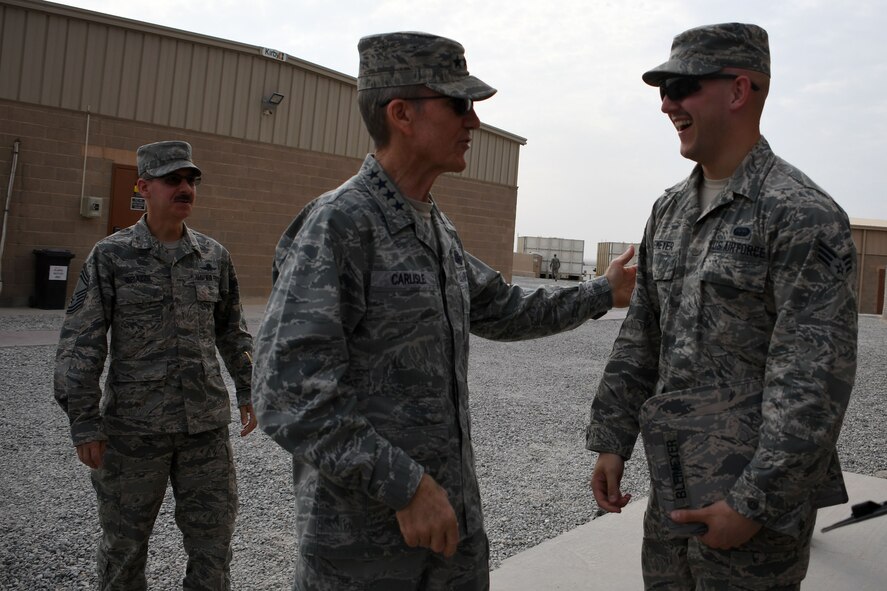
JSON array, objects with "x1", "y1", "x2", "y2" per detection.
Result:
[
  {"x1": 395, "y1": 473, "x2": 459, "y2": 557},
  {"x1": 604, "y1": 245, "x2": 637, "y2": 308},
  {"x1": 76, "y1": 440, "x2": 106, "y2": 469},
  {"x1": 590, "y1": 452, "x2": 632, "y2": 513}
]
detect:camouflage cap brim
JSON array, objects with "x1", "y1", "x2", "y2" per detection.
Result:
[
  {"x1": 642, "y1": 60, "x2": 723, "y2": 86},
  {"x1": 144, "y1": 162, "x2": 202, "y2": 179},
  {"x1": 426, "y1": 76, "x2": 497, "y2": 101}
]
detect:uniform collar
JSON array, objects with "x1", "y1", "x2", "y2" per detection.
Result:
[
  {"x1": 666, "y1": 136, "x2": 776, "y2": 204},
  {"x1": 725, "y1": 136, "x2": 776, "y2": 202},
  {"x1": 359, "y1": 155, "x2": 424, "y2": 234},
  {"x1": 131, "y1": 214, "x2": 201, "y2": 258}
]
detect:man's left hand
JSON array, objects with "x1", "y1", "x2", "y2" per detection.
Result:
[
  {"x1": 239, "y1": 403, "x2": 257, "y2": 436},
  {"x1": 670, "y1": 500, "x2": 762, "y2": 549}
]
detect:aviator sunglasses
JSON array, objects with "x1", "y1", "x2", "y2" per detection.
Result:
[
  {"x1": 155, "y1": 172, "x2": 202, "y2": 187},
  {"x1": 659, "y1": 74, "x2": 760, "y2": 102},
  {"x1": 382, "y1": 96, "x2": 474, "y2": 116}
]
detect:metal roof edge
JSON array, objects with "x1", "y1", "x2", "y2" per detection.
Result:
[
  {"x1": 9, "y1": 0, "x2": 357, "y2": 85},
  {"x1": 850, "y1": 217, "x2": 887, "y2": 230}
]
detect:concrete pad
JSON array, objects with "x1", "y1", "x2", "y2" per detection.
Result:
[{"x1": 491, "y1": 472, "x2": 887, "y2": 590}]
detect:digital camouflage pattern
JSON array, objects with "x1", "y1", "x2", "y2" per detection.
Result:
[
  {"x1": 253, "y1": 155, "x2": 614, "y2": 562},
  {"x1": 55, "y1": 215, "x2": 253, "y2": 445},
  {"x1": 293, "y1": 529, "x2": 489, "y2": 590},
  {"x1": 587, "y1": 137, "x2": 858, "y2": 584},
  {"x1": 54, "y1": 213, "x2": 252, "y2": 589},
  {"x1": 357, "y1": 32, "x2": 496, "y2": 100},
  {"x1": 136, "y1": 140, "x2": 201, "y2": 179},
  {"x1": 642, "y1": 22, "x2": 770, "y2": 85},
  {"x1": 641, "y1": 488, "x2": 818, "y2": 590},
  {"x1": 639, "y1": 378, "x2": 764, "y2": 536},
  {"x1": 91, "y1": 428, "x2": 237, "y2": 590}
]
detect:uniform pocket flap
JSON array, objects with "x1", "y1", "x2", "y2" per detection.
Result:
[{"x1": 701, "y1": 255, "x2": 767, "y2": 293}]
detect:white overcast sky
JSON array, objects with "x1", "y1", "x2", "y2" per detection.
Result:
[{"x1": 58, "y1": 0, "x2": 887, "y2": 257}]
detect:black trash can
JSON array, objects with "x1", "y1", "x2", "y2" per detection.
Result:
[{"x1": 32, "y1": 248, "x2": 76, "y2": 310}]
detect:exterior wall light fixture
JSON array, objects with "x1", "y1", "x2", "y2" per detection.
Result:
[{"x1": 262, "y1": 92, "x2": 285, "y2": 115}]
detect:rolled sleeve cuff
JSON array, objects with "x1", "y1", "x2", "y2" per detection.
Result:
[
  {"x1": 235, "y1": 388, "x2": 251, "y2": 408},
  {"x1": 585, "y1": 424, "x2": 636, "y2": 460},
  {"x1": 71, "y1": 419, "x2": 106, "y2": 447},
  {"x1": 727, "y1": 473, "x2": 807, "y2": 538},
  {"x1": 370, "y1": 447, "x2": 425, "y2": 511},
  {"x1": 727, "y1": 474, "x2": 768, "y2": 522},
  {"x1": 581, "y1": 276, "x2": 613, "y2": 320}
]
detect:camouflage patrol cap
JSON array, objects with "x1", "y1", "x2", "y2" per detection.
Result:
[
  {"x1": 358, "y1": 32, "x2": 496, "y2": 100},
  {"x1": 642, "y1": 23, "x2": 770, "y2": 86},
  {"x1": 137, "y1": 140, "x2": 202, "y2": 179}
]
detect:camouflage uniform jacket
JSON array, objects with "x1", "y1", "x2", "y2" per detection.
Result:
[
  {"x1": 253, "y1": 155, "x2": 614, "y2": 557},
  {"x1": 54, "y1": 215, "x2": 253, "y2": 446},
  {"x1": 587, "y1": 137, "x2": 858, "y2": 537}
]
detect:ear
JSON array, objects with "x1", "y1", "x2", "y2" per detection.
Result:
[
  {"x1": 136, "y1": 178, "x2": 151, "y2": 199},
  {"x1": 385, "y1": 99, "x2": 416, "y2": 137},
  {"x1": 728, "y1": 76, "x2": 756, "y2": 111}
]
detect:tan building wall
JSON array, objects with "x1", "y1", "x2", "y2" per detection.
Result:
[
  {"x1": 0, "y1": 0, "x2": 524, "y2": 307},
  {"x1": 882, "y1": 267, "x2": 887, "y2": 320},
  {"x1": 851, "y1": 219, "x2": 887, "y2": 315},
  {"x1": 512, "y1": 252, "x2": 541, "y2": 278},
  {"x1": 0, "y1": 100, "x2": 518, "y2": 306},
  {"x1": 0, "y1": 0, "x2": 523, "y2": 187}
]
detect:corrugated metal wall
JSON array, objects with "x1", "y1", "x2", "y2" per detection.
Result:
[{"x1": 0, "y1": 0, "x2": 524, "y2": 186}]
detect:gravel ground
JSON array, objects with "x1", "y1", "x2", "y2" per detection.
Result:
[{"x1": 1, "y1": 277, "x2": 885, "y2": 589}]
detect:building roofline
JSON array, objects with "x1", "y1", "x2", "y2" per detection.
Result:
[
  {"x1": 17, "y1": 0, "x2": 526, "y2": 144},
  {"x1": 17, "y1": 0, "x2": 356, "y2": 84},
  {"x1": 850, "y1": 217, "x2": 887, "y2": 230}
]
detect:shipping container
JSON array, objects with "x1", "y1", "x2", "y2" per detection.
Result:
[
  {"x1": 516, "y1": 236, "x2": 584, "y2": 280},
  {"x1": 595, "y1": 242, "x2": 640, "y2": 277}
]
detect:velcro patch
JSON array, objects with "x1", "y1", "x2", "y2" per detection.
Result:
[
  {"x1": 66, "y1": 268, "x2": 89, "y2": 313},
  {"x1": 371, "y1": 271, "x2": 438, "y2": 291},
  {"x1": 815, "y1": 240, "x2": 853, "y2": 280}
]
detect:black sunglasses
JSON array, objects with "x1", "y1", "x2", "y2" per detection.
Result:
[
  {"x1": 659, "y1": 74, "x2": 761, "y2": 102},
  {"x1": 155, "y1": 172, "x2": 202, "y2": 187},
  {"x1": 382, "y1": 96, "x2": 474, "y2": 116}
]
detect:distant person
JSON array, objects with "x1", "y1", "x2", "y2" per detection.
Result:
[
  {"x1": 549, "y1": 253, "x2": 561, "y2": 281},
  {"x1": 54, "y1": 140, "x2": 256, "y2": 589},
  {"x1": 586, "y1": 23, "x2": 858, "y2": 590},
  {"x1": 251, "y1": 31, "x2": 637, "y2": 590}
]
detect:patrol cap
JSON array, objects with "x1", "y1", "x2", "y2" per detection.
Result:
[
  {"x1": 357, "y1": 32, "x2": 496, "y2": 100},
  {"x1": 642, "y1": 23, "x2": 770, "y2": 86},
  {"x1": 137, "y1": 140, "x2": 202, "y2": 179}
]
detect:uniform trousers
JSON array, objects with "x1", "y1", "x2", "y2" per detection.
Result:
[
  {"x1": 90, "y1": 426, "x2": 237, "y2": 590},
  {"x1": 641, "y1": 489, "x2": 816, "y2": 590},
  {"x1": 294, "y1": 528, "x2": 490, "y2": 591}
]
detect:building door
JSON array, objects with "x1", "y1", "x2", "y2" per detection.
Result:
[{"x1": 107, "y1": 165, "x2": 145, "y2": 234}]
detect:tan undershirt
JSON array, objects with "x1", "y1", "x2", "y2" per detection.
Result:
[{"x1": 699, "y1": 176, "x2": 729, "y2": 212}]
